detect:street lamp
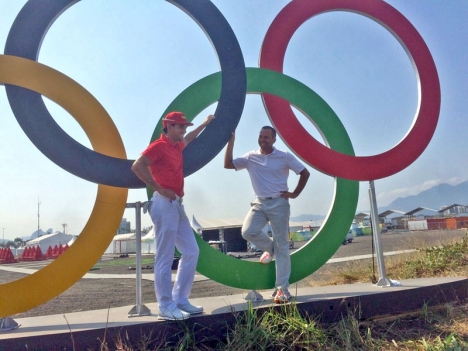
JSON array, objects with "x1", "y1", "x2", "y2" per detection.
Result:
[{"x1": 2, "y1": 228, "x2": 4, "y2": 247}]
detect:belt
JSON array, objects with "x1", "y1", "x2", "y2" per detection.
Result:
[
  {"x1": 257, "y1": 194, "x2": 281, "y2": 201},
  {"x1": 154, "y1": 191, "x2": 183, "y2": 203}
]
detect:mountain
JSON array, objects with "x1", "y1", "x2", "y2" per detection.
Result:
[
  {"x1": 292, "y1": 181, "x2": 468, "y2": 221},
  {"x1": 379, "y1": 181, "x2": 468, "y2": 212}
]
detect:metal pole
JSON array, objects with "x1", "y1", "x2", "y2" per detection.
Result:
[
  {"x1": 0, "y1": 230, "x2": 21, "y2": 332},
  {"x1": 368, "y1": 181, "x2": 393, "y2": 287},
  {"x1": 127, "y1": 201, "x2": 151, "y2": 317},
  {"x1": 134, "y1": 202, "x2": 143, "y2": 310},
  {"x1": 37, "y1": 197, "x2": 40, "y2": 236}
]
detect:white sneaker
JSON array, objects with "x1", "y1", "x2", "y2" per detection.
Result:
[
  {"x1": 158, "y1": 307, "x2": 190, "y2": 320},
  {"x1": 177, "y1": 302, "x2": 204, "y2": 315},
  {"x1": 260, "y1": 252, "x2": 273, "y2": 264},
  {"x1": 274, "y1": 288, "x2": 291, "y2": 304}
]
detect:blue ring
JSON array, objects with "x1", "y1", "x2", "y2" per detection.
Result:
[{"x1": 5, "y1": 0, "x2": 246, "y2": 187}]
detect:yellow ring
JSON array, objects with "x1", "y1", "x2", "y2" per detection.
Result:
[{"x1": 0, "y1": 55, "x2": 128, "y2": 317}]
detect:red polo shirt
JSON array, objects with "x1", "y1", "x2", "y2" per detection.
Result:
[{"x1": 142, "y1": 134, "x2": 185, "y2": 197}]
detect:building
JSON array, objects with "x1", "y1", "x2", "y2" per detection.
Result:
[
  {"x1": 191, "y1": 216, "x2": 320, "y2": 253},
  {"x1": 192, "y1": 216, "x2": 246, "y2": 252},
  {"x1": 439, "y1": 204, "x2": 468, "y2": 216},
  {"x1": 117, "y1": 218, "x2": 131, "y2": 235}
]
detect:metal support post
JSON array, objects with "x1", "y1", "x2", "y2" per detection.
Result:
[
  {"x1": 244, "y1": 290, "x2": 263, "y2": 301},
  {"x1": 219, "y1": 229, "x2": 226, "y2": 253},
  {"x1": 0, "y1": 317, "x2": 20, "y2": 332},
  {"x1": 368, "y1": 181, "x2": 393, "y2": 287},
  {"x1": 127, "y1": 201, "x2": 151, "y2": 317}
]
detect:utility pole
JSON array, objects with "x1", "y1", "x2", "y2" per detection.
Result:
[
  {"x1": 37, "y1": 197, "x2": 41, "y2": 237},
  {"x1": 2, "y1": 228, "x2": 4, "y2": 247}
]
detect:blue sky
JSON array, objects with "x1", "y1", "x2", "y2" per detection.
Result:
[{"x1": 1, "y1": 1, "x2": 467, "y2": 240}]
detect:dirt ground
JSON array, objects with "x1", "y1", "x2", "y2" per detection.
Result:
[
  {"x1": 2, "y1": 229, "x2": 466, "y2": 319},
  {"x1": 0, "y1": 271, "x2": 250, "y2": 319},
  {"x1": 0, "y1": 257, "x2": 338, "y2": 319}
]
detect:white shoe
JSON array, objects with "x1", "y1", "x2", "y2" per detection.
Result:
[
  {"x1": 274, "y1": 288, "x2": 291, "y2": 304},
  {"x1": 178, "y1": 302, "x2": 204, "y2": 315},
  {"x1": 158, "y1": 307, "x2": 190, "y2": 320},
  {"x1": 260, "y1": 252, "x2": 273, "y2": 264}
]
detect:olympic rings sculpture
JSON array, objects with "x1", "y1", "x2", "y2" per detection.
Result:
[{"x1": 0, "y1": 0, "x2": 439, "y2": 317}]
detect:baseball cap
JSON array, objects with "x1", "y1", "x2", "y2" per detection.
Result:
[{"x1": 162, "y1": 112, "x2": 194, "y2": 127}]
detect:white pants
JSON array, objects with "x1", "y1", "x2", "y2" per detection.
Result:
[
  {"x1": 241, "y1": 197, "x2": 291, "y2": 290},
  {"x1": 149, "y1": 192, "x2": 199, "y2": 311}
]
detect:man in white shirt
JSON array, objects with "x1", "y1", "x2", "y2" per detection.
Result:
[{"x1": 224, "y1": 126, "x2": 310, "y2": 303}]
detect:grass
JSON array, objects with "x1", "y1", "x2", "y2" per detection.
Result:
[
  {"x1": 93, "y1": 301, "x2": 468, "y2": 350},
  {"x1": 309, "y1": 232, "x2": 468, "y2": 287},
  {"x1": 93, "y1": 256, "x2": 155, "y2": 268}
]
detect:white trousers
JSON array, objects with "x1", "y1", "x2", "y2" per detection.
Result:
[
  {"x1": 149, "y1": 192, "x2": 199, "y2": 311},
  {"x1": 241, "y1": 197, "x2": 291, "y2": 290}
]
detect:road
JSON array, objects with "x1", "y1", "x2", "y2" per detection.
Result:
[{"x1": 324, "y1": 229, "x2": 466, "y2": 260}]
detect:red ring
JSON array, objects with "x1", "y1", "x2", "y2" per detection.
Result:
[{"x1": 259, "y1": 0, "x2": 440, "y2": 180}]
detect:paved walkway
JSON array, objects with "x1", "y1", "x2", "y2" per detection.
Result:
[
  {"x1": 0, "y1": 264, "x2": 209, "y2": 282},
  {"x1": 0, "y1": 249, "x2": 417, "y2": 282},
  {"x1": 1, "y1": 276, "x2": 466, "y2": 345}
]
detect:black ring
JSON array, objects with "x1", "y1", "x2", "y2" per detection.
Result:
[{"x1": 5, "y1": 0, "x2": 246, "y2": 187}]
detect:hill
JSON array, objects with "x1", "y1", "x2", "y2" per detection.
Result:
[
  {"x1": 380, "y1": 181, "x2": 468, "y2": 212},
  {"x1": 292, "y1": 181, "x2": 468, "y2": 220}
]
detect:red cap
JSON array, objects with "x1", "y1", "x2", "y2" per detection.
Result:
[{"x1": 162, "y1": 112, "x2": 193, "y2": 127}]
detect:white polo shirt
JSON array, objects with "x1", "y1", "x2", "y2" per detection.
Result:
[{"x1": 232, "y1": 148, "x2": 305, "y2": 198}]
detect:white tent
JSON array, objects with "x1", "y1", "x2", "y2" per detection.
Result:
[
  {"x1": 67, "y1": 235, "x2": 78, "y2": 246},
  {"x1": 104, "y1": 231, "x2": 156, "y2": 255},
  {"x1": 29, "y1": 228, "x2": 54, "y2": 240},
  {"x1": 191, "y1": 215, "x2": 203, "y2": 234},
  {"x1": 141, "y1": 228, "x2": 155, "y2": 254},
  {"x1": 105, "y1": 233, "x2": 136, "y2": 254},
  {"x1": 26, "y1": 232, "x2": 73, "y2": 253}
]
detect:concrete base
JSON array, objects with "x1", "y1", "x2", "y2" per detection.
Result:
[{"x1": 1, "y1": 277, "x2": 467, "y2": 350}]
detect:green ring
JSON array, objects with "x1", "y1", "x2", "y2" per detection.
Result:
[{"x1": 150, "y1": 67, "x2": 359, "y2": 289}]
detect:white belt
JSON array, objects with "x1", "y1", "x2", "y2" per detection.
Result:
[{"x1": 257, "y1": 194, "x2": 281, "y2": 201}]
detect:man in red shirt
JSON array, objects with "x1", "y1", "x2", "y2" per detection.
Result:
[{"x1": 132, "y1": 111, "x2": 214, "y2": 320}]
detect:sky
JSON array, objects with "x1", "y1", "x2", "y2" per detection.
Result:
[{"x1": 0, "y1": 0, "x2": 467, "y2": 241}]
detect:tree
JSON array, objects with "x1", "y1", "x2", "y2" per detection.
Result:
[{"x1": 12, "y1": 237, "x2": 26, "y2": 249}]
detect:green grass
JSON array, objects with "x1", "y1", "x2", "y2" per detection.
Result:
[
  {"x1": 308, "y1": 233, "x2": 468, "y2": 287},
  {"x1": 402, "y1": 235, "x2": 468, "y2": 278},
  {"x1": 92, "y1": 256, "x2": 155, "y2": 268},
  {"x1": 95, "y1": 301, "x2": 468, "y2": 350}
]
